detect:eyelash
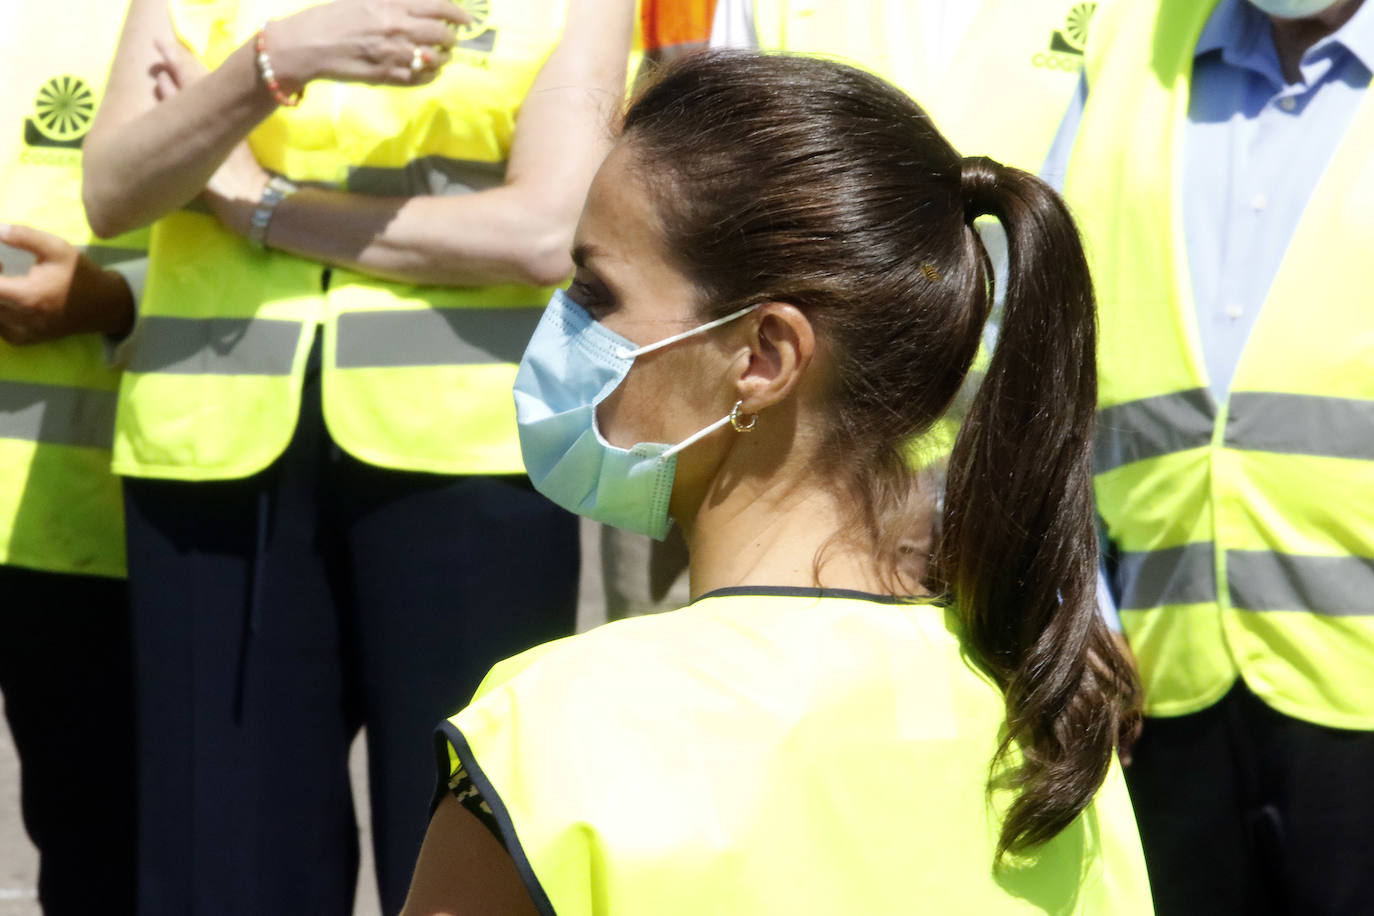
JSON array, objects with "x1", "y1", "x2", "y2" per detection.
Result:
[{"x1": 569, "y1": 278, "x2": 613, "y2": 318}]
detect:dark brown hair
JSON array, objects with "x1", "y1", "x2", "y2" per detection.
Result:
[{"x1": 620, "y1": 51, "x2": 1139, "y2": 858}]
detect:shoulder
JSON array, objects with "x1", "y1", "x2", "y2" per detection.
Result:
[
  {"x1": 456, "y1": 589, "x2": 999, "y2": 755},
  {"x1": 480, "y1": 588, "x2": 962, "y2": 683}
]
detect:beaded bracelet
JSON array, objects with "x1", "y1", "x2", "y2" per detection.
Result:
[{"x1": 255, "y1": 21, "x2": 302, "y2": 108}]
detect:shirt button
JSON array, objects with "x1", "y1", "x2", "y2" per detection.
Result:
[
  {"x1": 1226, "y1": 304, "x2": 1243, "y2": 319},
  {"x1": 1251, "y1": 194, "x2": 1267, "y2": 211},
  {"x1": 1279, "y1": 96, "x2": 1297, "y2": 112}
]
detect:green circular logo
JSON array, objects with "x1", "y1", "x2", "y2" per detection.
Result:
[
  {"x1": 1063, "y1": 3, "x2": 1097, "y2": 53},
  {"x1": 454, "y1": 0, "x2": 492, "y2": 42},
  {"x1": 31, "y1": 75, "x2": 96, "y2": 144}
]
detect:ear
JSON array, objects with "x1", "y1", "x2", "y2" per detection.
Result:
[{"x1": 731, "y1": 302, "x2": 815, "y2": 412}]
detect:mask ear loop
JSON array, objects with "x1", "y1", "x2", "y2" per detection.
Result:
[
  {"x1": 659, "y1": 401, "x2": 759, "y2": 460},
  {"x1": 659, "y1": 413, "x2": 732, "y2": 459},
  {"x1": 614, "y1": 303, "x2": 761, "y2": 360}
]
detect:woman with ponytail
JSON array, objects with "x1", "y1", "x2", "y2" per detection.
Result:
[{"x1": 403, "y1": 51, "x2": 1150, "y2": 916}]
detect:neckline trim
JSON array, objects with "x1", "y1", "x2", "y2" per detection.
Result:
[{"x1": 690, "y1": 585, "x2": 940, "y2": 606}]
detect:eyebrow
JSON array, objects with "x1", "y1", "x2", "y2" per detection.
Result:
[{"x1": 571, "y1": 242, "x2": 605, "y2": 269}]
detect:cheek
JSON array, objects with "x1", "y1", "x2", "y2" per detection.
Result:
[
  {"x1": 597, "y1": 346, "x2": 725, "y2": 448},
  {"x1": 596, "y1": 357, "x2": 676, "y2": 449}
]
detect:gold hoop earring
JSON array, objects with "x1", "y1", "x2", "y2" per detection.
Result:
[{"x1": 730, "y1": 400, "x2": 758, "y2": 433}]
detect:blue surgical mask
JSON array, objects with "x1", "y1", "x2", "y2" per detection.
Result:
[
  {"x1": 514, "y1": 289, "x2": 758, "y2": 540},
  {"x1": 1246, "y1": 0, "x2": 1341, "y2": 17}
]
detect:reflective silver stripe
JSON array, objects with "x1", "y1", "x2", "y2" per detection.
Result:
[
  {"x1": 0, "y1": 379, "x2": 116, "y2": 449},
  {"x1": 347, "y1": 155, "x2": 506, "y2": 198},
  {"x1": 127, "y1": 317, "x2": 302, "y2": 376},
  {"x1": 1116, "y1": 546, "x2": 1374, "y2": 616},
  {"x1": 334, "y1": 308, "x2": 544, "y2": 369},
  {"x1": 458, "y1": 30, "x2": 496, "y2": 52},
  {"x1": 1228, "y1": 550, "x2": 1374, "y2": 616},
  {"x1": 1115, "y1": 542, "x2": 1216, "y2": 610},
  {"x1": 1225, "y1": 392, "x2": 1374, "y2": 461},
  {"x1": 1095, "y1": 388, "x2": 1214, "y2": 473}
]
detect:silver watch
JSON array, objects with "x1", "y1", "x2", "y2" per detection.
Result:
[{"x1": 248, "y1": 174, "x2": 298, "y2": 250}]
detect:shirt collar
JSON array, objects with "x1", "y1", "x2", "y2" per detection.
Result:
[
  {"x1": 1197, "y1": 0, "x2": 1374, "y2": 80},
  {"x1": 1334, "y1": 0, "x2": 1374, "y2": 75}
]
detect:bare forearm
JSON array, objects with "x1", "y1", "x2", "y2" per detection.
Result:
[
  {"x1": 260, "y1": 0, "x2": 634, "y2": 288},
  {"x1": 82, "y1": 0, "x2": 468, "y2": 240},
  {"x1": 264, "y1": 186, "x2": 568, "y2": 287},
  {"x1": 84, "y1": 40, "x2": 275, "y2": 238}
]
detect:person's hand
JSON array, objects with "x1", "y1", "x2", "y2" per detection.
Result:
[
  {"x1": 0, "y1": 224, "x2": 135, "y2": 344},
  {"x1": 268, "y1": 0, "x2": 471, "y2": 89},
  {"x1": 201, "y1": 144, "x2": 274, "y2": 239},
  {"x1": 151, "y1": 37, "x2": 206, "y2": 102}
]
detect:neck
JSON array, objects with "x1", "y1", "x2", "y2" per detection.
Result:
[
  {"x1": 1268, "y1": 0, "x2": 1364, "y2": 82},
  {"x1": 680, "y1": 455, "x2": 894, "y2": 601}
]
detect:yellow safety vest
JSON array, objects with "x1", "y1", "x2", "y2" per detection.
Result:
[
  {"x1": 441, "y1": 590, "x2": 1153, "y2": 915},
  {"x1": 749, "y1": 0, "x2": 1102, "y2": 172},
  {"x1": 1065, "y1": 0, "x2": 1374, "y2": 727},
  {"x1": 0, "y1": 0, "x2": 147, "y2": 577},
  {"x1": 116, "y1": 0, "x2": 638, "y2": 480}
]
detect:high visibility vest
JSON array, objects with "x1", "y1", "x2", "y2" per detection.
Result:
[
  {"x1": 441, "y1": 590, "x2": 1153, "y2": 915},
  {"x1": 116, "y1": 0, "x2": 638, "y2": 480},
  {"x1": 0, "y1": 1, "x2": 147, "y2": 577},
  {"x1": 1064, "y1": 0, "x2": 1374, "y2": 727},
  {"x1": 747, "y1": 0, "x2": 1102, "y2": 172}
]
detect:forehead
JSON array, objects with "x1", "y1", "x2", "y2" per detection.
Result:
[{"x1": 574, "y1": 143, "x2": 672, "y2": 273}]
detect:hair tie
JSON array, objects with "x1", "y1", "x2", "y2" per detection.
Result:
[{"x1": 960, "y1": 155, "x2": 1003, "y2": 222}]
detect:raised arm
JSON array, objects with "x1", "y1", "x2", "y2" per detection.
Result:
[
  {"x1": 82, "y1": 0, "x2": 469, "y2": 238},
  {"x1": 206, "y1": 0, "x2": 637, "y2": 288}
]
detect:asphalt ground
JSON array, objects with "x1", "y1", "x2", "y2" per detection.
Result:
[{"x1": 0, "y1": 518, "x2": 611, "y2": 916}]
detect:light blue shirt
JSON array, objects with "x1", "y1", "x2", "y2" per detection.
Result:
[{"x1": 1042, "y1": 0, "x2": 1374, "y2": 623}]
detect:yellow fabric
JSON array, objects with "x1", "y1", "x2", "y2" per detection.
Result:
[
  {"x1": 118, "y1": 0, "x2": 641, "y2": 479},
  {"x1": 1066, "y1": 0, "x2": 1374, "y2": 726},
  {"x1": 443, "y1": 591, "x2": 1153, "y2": 915},
  {"x1": 750, "y1": 0, "x2": 1103, "y2": 171},
  {"x1": 0, "y1": 0, "x2": 147, "y2": 577}
]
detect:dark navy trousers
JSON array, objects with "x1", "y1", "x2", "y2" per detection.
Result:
[
  {"x1": 1126, "y1": 681, "x2": 1374, "y2": 916},
  {"x1": 0, "y1": 566, "x2": 135, "y2": 914},
  {"x1": 123, "y1": 346, "x2": 579, "y2": 915}
]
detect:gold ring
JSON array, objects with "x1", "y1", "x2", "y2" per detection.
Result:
[{"x1": 411, "y1": 46, "x2": 425, "y2": 73}]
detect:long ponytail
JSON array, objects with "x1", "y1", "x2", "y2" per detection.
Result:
[
  {"x1": 931, "y1": 156, "x2": 1140, "y2": 858},
  {"x1": 617, "y1": 52, "x2": 1138, "y2": 859}
]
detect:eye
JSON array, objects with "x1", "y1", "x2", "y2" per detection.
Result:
[{"x1": 568, "y1": 275, "x2": 615, "y2": 319}]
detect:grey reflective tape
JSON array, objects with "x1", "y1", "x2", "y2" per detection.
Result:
[
  {"x1": 1225, "y1": 392, "x2": 1374, "y2": 461},
  {"x1": 0, "y1": 379, "x2": 116, "y2": 449},
  {"x1": 127, "y1": 316, "x2": 302, "y2": 376},
  {"x1": 83, "y1": 245, "x2": 145, "y2": 268},
  {"x1": 347, "y1": 155, "x2": 506, "y2": 198},
  {"x1": 458, "y1": 29, "x2": 497, "y2": 53},
  {"x1": 1116, "y1": 542, "x2": 1216, "y2": 610},
  {"x1": 1095, "y1": 388, "x2": 1215, "y2": 473},
  {"x1": 1228, "y1": 550, "x2": 1374, "y2": 616},
  {"x1": 334, "y1": 307, "x2": 544, "y2": 369}
]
